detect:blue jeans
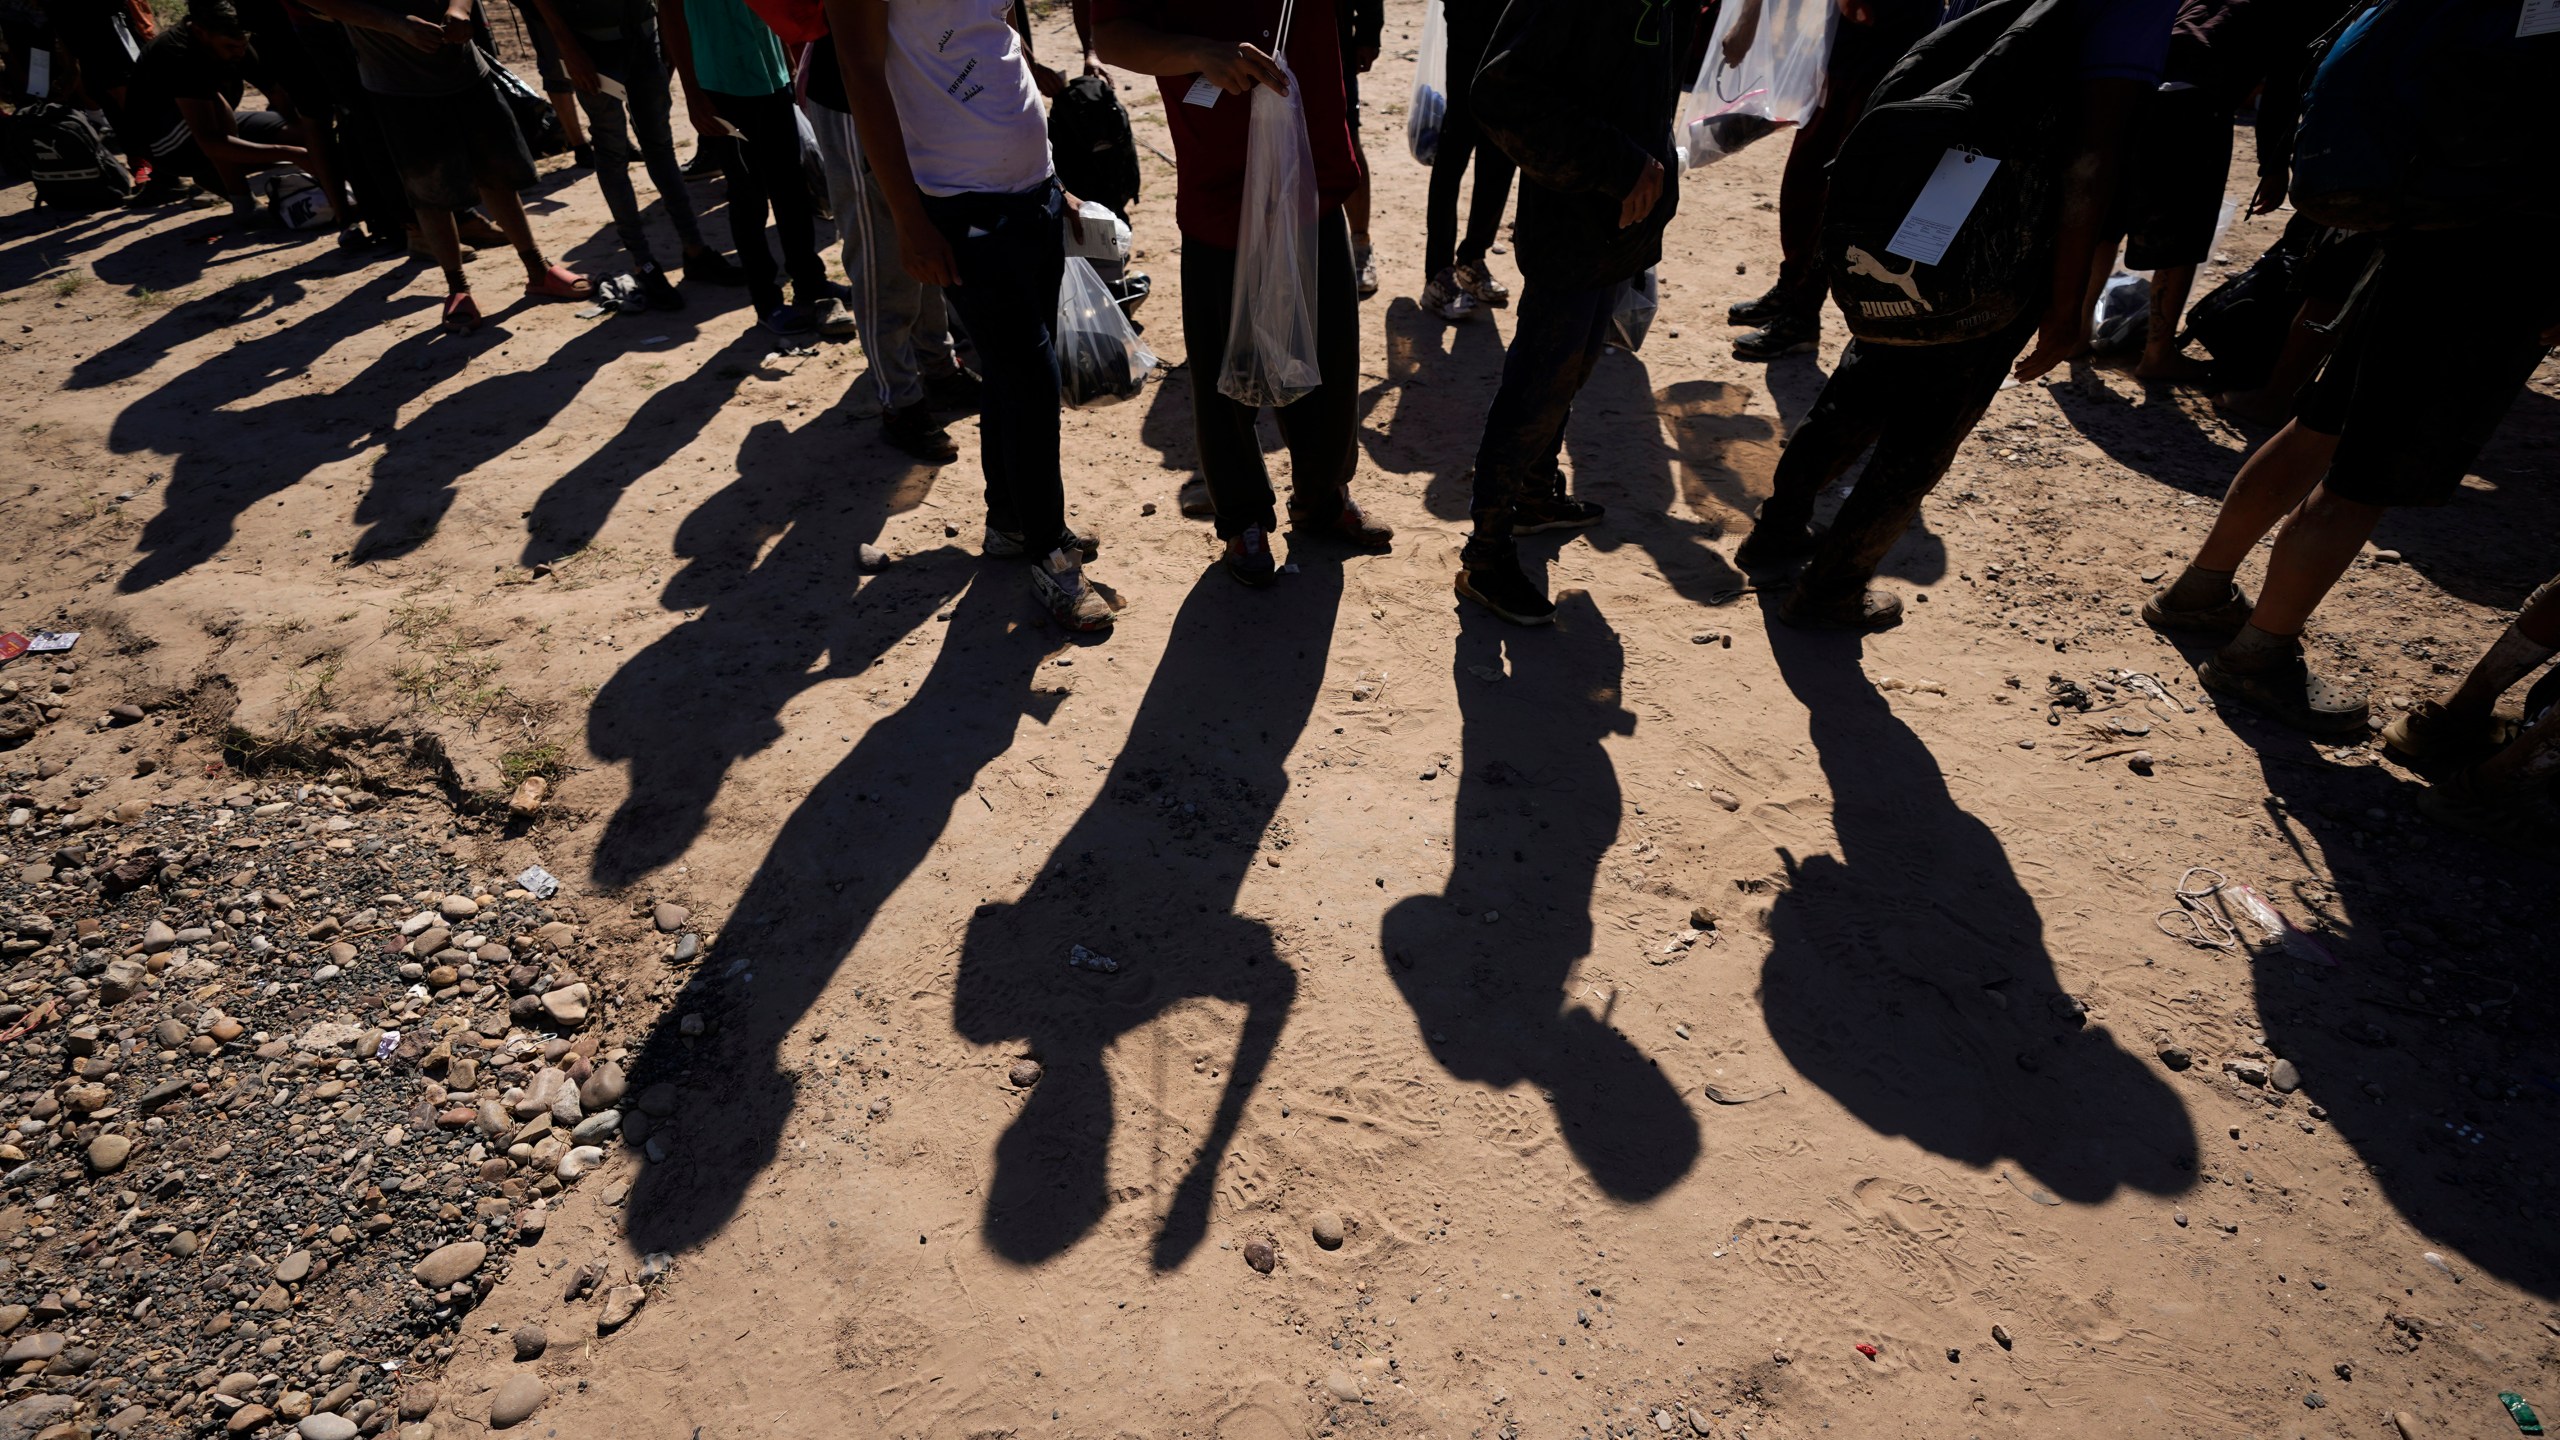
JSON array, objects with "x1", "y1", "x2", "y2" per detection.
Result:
[
  {"x1": 1470, "y1": 277, "x2": 1618, "y2": 529},
  {"x1": 919, "y1": 180, "x2": 1068, "y2": 554}
]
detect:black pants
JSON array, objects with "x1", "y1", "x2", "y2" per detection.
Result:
[
  {"x1": 1470, "y1": 275, "x2": 1615, "y2": 523},
  {"x1": 1180, "y1": 207, "x2": 1360, "y2": 540},
  {"x1": 919, "y1": 180, "x2": 1069, "y2": 554},
  {"x1": 705, "y1": 86, "x2": 827, "y2": 314},
  {"x1": 1423, "y1": 9, "x2": 1513, "y2": 278},
  {"x1": 1761, "y1": 313, "x2": 2040, "y2": 596}
]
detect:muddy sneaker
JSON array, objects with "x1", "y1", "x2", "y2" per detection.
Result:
[
  {"x1": 763, "y1": 304, "x2": 816, "y2": 337},
  {"x1": 1452, "y1": 260, "x2": 1510, "y2": 307},
  {"x1": 814, "y1": 295, "x2": 857, "y2": 338},
  {"x1": 1455, "y1": 538, "x2": 1557, "y2": 626},
  {"x1": 2142, "y1": 583, "x2": 2256, "y2": 639},
  {"x1": 1354, "y1": 244, "x2": 1379, "y2": 299},
  {"x1": 1511, "y1": 491, "x2": 1604, "y2": 534},
  {"x1": 2380, "y1": 701, "x2": 2518, "y2": 766},
  {"x1": 984, "y1": 523, "x2": 1098, "y2": 559},
  {"x1": 2199, "y1": 644, "x2": 2371, "y2": 736},
  {"x1": 634, "y1": 263, "x2": 684, "y2": 312},
  {"x1": 1733, "y1": 309, "x2": 1819, "y2": 360},
  {"x1": 1780, "y1": 581, "x2": 1903, "y2": 631},
  {"x1": 1727, "y1": 279, "x2": 1812, "y2": 327},
  {"x1": 882, "y1": 402, "x2": 959, "y2": 464},
  {"x1": 1031, "y1": 548, "x2": 1113, "y2": 632},
  {"x1": 1421, "y1": 269, "x2": 1480, "y2": 324},
  {"x1": 1287, "y1": 494, "x2": 1394, "y2": 548},
  {"x1": 1223, "y1": 525, "x2": 1277, "y2": 588}
]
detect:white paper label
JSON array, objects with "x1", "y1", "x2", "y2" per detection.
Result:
[
  {"x1": 597, "y1": 73, "x2": 628, "y2": 102},
  {"x1": 27, "y1": 49, "x2": 49, "y2": 98},
  {"x1": 2520, "y1": 0, "x2": 2560, "y2": 37},
  {"x1": 1182, "y1": 75, "x2": 1222, "y2": 107},
  {"x1": 1886, "y1": 149, "x2": 2000, "y2": 267}
]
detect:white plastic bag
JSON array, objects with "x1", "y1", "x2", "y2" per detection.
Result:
[
  {"x1": 1217, "y1": 54, "x2": 1323, "y2": 409},
  {"x1": 1607, "y1": 268, "x2": 1659, "y2": 352},
  {"x1": 1677, "y1": 0, "x2": 1837, "y2": 168},
  {"x1": 1058, "y1": 255, "x2": 1157, "y2": 409},
  {"x1": 1407, "y1": 0, "x2": 1447, "y2": 166}
]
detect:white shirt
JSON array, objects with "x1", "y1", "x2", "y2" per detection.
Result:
[{"x1": 881, "y1": 0, "x2": 1054, "y2": 197}]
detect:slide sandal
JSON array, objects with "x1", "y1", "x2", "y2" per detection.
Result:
[
  {"x1": 525, "y1": 265, "x2": 594, "y2": 301},
  {"x1": 441, "y1": 293, "x2": 481, "y2": 335}
]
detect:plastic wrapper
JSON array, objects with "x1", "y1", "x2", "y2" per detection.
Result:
[
  {"x1": 1607, "y1": 267, "x2": 1660, "y2": 352},
  {"x1": 1058, "y1": 255, "x2": 1156, "y2": 410},
  {"x1": 1217, "y1": 56, "x2": 1324, "y2": 408},
  {"x1": 1677, "y1": 0, "x2": 1837, "y2": 168},
  {"x1": 1407, "y1": 0, "x2": 1446, "y2": 166}
]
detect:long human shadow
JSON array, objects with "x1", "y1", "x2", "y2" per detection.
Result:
[
  {"x1": 952, "y1": 554, "x2": 1345, "y2": 1270},
  {"x1": 0, "y1": 204, "x2": 212, "y2": 294},
  {"x1": 68, "y1": 247, "x2": 389, "y2": 394},
  {"x1": 1380, "y1": 594, "x2": 1701, "y2": 1201},
  {"x1": 1755, "y1": 599, "x2": 2196, "y2": 1198},
  {"x1": 1360, "y1": 296, "x2": 1507, "y2": 522},
  {"x1": 1565, "y1": 346, "x2": 1767, "y2": 600}
]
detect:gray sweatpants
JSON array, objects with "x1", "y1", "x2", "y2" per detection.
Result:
[{"x1": 802, "y1": 96, "x2": 959, "y2": 411}]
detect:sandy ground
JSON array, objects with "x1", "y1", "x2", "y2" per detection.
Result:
[{"x1": 4, "y1": 3, "x2": 2559, "y2": 1434}]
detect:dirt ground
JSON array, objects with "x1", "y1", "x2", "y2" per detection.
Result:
[{"x1": 4, "y1": 3, "x2": 2558, "y2": 1434}]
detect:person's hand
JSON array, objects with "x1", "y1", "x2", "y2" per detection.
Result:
[
  {"x1": 397, "y1": 14, "x2": 445, "y2": 51},
  {"x1": 2247, "y1": 170, "x2": 2287, "y2": 216},
  {"x1": 1030, "y1": 59, "x2": 1067, "y2": 98},
  {"x1": 440, "y1": 4, "x2": 471, "y2": 46},
  {"x1": 1193, "y1": 39, "x2": 1287, "y2": 96},
  {"x1": 1354, "y1": 42, "x2": 1378, "y2": 74},
  {"x1": 686, "y1": 97, "x2": 724, "y2": 140},
  {"x1": 559, "y1": 38, "x2": 600, "y2": 93},
  {"x1": 1720, "y1": 19, "x2": 1757, "y2": 67},
  {"x1": 896, "y1": 209, "x2": 960, "y2": 287},
  {"x1": 1618, "y1": 157, "x2": 1663, "y2": 229},
  {"x1": 2012, "y1": 317, "x2": 2080, "y2": 383},
  {"x1": 1836, "y1": 0, "x2": 1874, "y2": 23},
  {"x1": 1062, "y1": 187, "x2": 1088, "y2": 248},
  {"x1": 1081, "y1": 49, "x2": 1109, "y2": 82}
]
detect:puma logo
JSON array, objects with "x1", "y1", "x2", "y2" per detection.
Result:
[{"x1": 1846, "y1": 246, "x2": 1930, "y2": 311}]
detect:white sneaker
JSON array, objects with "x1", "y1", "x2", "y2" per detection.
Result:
[
  {"x1": 1421, "y1": 269, "x2": 1479, "y2": 323},
  {"x1": 1452, "y1": 260, "x2": 1510, "y2": 307},
  {"x1": 1031, "y1": 548, "x2": 1113, "y2": 632},
  {"x1": 1355, "y1": 244, "x2": 1379, "y2": 299}
]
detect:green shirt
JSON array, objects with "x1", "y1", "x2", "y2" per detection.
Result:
[{"x1": 682, "y1": 0, "x2": 786, "y2": 96}]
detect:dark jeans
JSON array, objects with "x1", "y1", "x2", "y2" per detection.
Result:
[
  {"x1": 1423, "y1": 10, "x2": 1514, "y2": 278},
  {"x1": 1469, "y1": 276, "x2": 1618, "y2": 527},
  {"x1": 1760, "y1": 313, "x2": 2040, "y2": 595},
  {"x1": 1179, "y1": 207, "x2": 1361, "y2": 540},
  {"x1": 919, "y1": 180, "x2": 1069, "y2": 555},
  {"x1": 1771, "y1": 11, "x2": 1935, "y2": 312},
  {"x1": 705, "y1": 86, "x2": 827, "y2": 314},
  {"x1": 573, "y1": 16, "x2": 702, "y2": 269}
]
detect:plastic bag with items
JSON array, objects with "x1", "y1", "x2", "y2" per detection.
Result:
[
  {"x1": 1677, "y1": 0, "x2": 1837, "y2": 168},
  {"x1": 1606, "y1": 268, "x2": 1659, "y2": 352},
  {"x1": 1217, "y1": 48, "x2": 1324, "y2": 408},
  {"x1": 1058, "y1": 255, "x2": 1157, "y2": 409},
  {"x1": 1407, "y1": 0, "x2": 1447, "y2": 165}
]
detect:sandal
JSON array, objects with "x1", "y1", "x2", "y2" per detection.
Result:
[
  {"x1": 2198, "y1": 647, "x2": 2370, "y2": 737},
  {"x1": 2143, "y1": 582, "x2": 2256, "y2": 639},
  {"x1": 2380, "y1": 700, "x2": 2519, "y2": 768},
  {"x1": 525, "y1": 264, "x2": 594, "y2": 301},
  {"x1": 441, "y1": 293, "x2": 481, "y2": 335}
]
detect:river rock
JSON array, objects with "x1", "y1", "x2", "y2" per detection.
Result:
[
  {"x1": 410, "y1": 1241, "x2": 487, "y2": 1289},
  {"x1": 487, "y1": 1374, "x2": 546, "y2": 1428}
]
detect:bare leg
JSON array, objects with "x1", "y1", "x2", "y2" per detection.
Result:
[
  {"x1": 2191, "y1": 422, "x2": 2341, "y2": 573},
  {"x1": 551, "y1": 90, "x2": 587, "y2": 149},
  {"x1": 2217, "y1": 295, "x2": 2344, "y2": 423},
  {"x1": 413, "y1": 206, "x2": 469, "y2": 295},
  {"x1": 2239, "y1": 483, "x2": 2384, "y2": 639},
  {"x1": 2135, "y1": 263, "x2": 2211, "y2": 380},
  {"x1": 2441, "y1": 575, "x2": 2560, "y2": 719},
  {"x1": 473, "y1": 183, "x2": 550, "y2": 282}
]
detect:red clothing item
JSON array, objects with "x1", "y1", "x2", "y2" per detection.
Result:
[{"x1": 1090, "y1": 0, "x2": 1359, "y2": 248}]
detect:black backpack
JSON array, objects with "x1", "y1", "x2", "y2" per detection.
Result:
[
  {"x1": 1820, "y1": 0, "x2": 2080, "y2": 345},
  {"x1": 2175, "y1": 218, "x2": 2318, "y2": 390},
  {"x1": 1049, "y1": 75, "x2": 1141, "y2": 217},
  {"x1": 16, "y1": 103, "x2": 134, "y2": 211}
]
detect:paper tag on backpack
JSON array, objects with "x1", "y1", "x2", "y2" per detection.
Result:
[
  {"x1": 1182, "y1": 75, "x2": 1222, "y2": 107},
  {"x1": 27, "y1": 48, "x2": 48, "y2": 98},
  {"x1": 1886, "y1": 149, "x2": 2000, "y2": 267},
  {"x1": 2520, "y1": 0, "x2": 2560, "y2": 38}
]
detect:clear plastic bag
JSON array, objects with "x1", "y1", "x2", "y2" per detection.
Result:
[
  {"x1": 1607, "y1": 267, "x2": 1659, "y2": 352},
  {"x1": 1407, "y1": 0, "x2": 1447, "y2": 166},
  {"x1": 1677, "y1": 0, "x2": 1837, "y2": 168},
  {"x1": 1057, "y1": 255, "x2": 1157, "y2": 410},
  {"x1": 1217, "y1": 55, "x2": 1324, "y2": 409}
]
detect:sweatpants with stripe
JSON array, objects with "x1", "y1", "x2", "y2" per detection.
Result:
[{"x1": 801, "y1": 96, "x2": 960, "y2": 413}]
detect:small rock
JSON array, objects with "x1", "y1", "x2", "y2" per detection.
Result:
[
  {"x1": 557, "y1": 1145, "x2": 605, "y2": 1180},
  {"x1": 1, "y1": 1333, "x2": 64, "y2": 1364},
  {"x1": 438, "y1": 894, "x2": 479, "y2": 920},
  {"x1": 1991, "y1": 1324, "x2": 2013, "y2": 1350},
  {"x1": 86, "y1": 1133, "x2": 133, "y2": 1172},
  {"x1": 2303, "y1": 1391, "x2": 2327, "y2": 1409},
  {"x1": 653, "y1": 902, "x2": 690, "y2": 934},
  {"x1": 506, "y1": 777, "x2": 548, "y2": 819},
  {"x1": 540, "y1": 984, "x2": 591, "y2": 1028},
  {"x1": 398, "y1": 1387, "x2": 439, "y2": 1421},
  {"x1": 274, "y1": 1250, "x2": 313, "y2": 1284},
  {"x1": 1323, "y1": 1370, "x2": 1363, "y2": 1403},
  {"x1": 2158, "y1": 1045, "x2": 2192, "y2": 1071},
  {"x1": 298, "y1": 1417, "x2": 359, "y2": 1440},
  {"x1": 140, "y1": 920, "x2": 177, "y2": 953},
  {"x1": 2270, "y1": 1058, "x2": 2301, "y2": 1093},
  {"x1": 511, "y1": 1324, "x2": 547, "y2": 1361},
  {"x1": 578, "y1": 1061, "x2": 628, "y2": 1110},
  {"x1": 411, "y1": 1240, "x2": 487, "y2": 1289},
  {"x1": 2224, "y1": 1058, "x2": 2270, "y2": 1087},
  {"x1": 857, "y1": 544, "x2": 888, "y2": 572},
  {"x1": 2127, "y1": 750, "x2": 2154, "y2": 775},
  {"x1": 571, "y1": 1110, "x2": 620, "y2": 1145},
  {"x1": 487, "y1": 1374, "x2": 547, "y2": 1428},
  {"x1": 1688, "y1": 906, "x2": 1716, "y2": 930},
  {"x1": 228, "y1": 1405, "x2": 276, "y2": 1434},
  {"x1": 1243, "y1": 1239, "x2": 1276, "y2": 1274},
  {"x1": 1008, "y1": 1059, "x2": 1043, "y2": 1088},
  {"x1": 597, "y1": 1284, "x2": 646, "y2": 1332},
  {"x1": 1311, "y1": 1211, "x2": 1345, "y2": 1250}
]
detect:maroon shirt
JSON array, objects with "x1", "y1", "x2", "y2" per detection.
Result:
[{"x1": 1090, "y1": 0, "x2": 1361, "y2": 248}]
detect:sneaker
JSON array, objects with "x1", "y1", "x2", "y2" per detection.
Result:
[
  {"x1": 1779, "y1": 581, "x2": 1904, "y2": 631},
  {"x1": 569, "y1": 143, "x2": 597, "y2": 170},
  {"x1": 1420, "y1": 270, "x2": 1480, "y2": 324},
  {"x1": 882, "y1": 402, "x2": 959, "y2": 464},
  {"x1": 681, "y1": 147, "x2": 725, "y2": 180},
  {"x1": 984, "y1": 523, "x2": 1098, "y2": 559},
  {"x1": 2198, "y1": 644, "x2": 2371, "y2": 737},
  {"x1": 2141, "y1": 582, "x2": 2256, "y2": 640},
  {"x1": 813, "y1": 295, "x2": 857, "y2": 338},
  {"x1": 1510, "y1": 490, "x2": 1604, "y2": 535},
  {"x1": 1355, "y1": 244, "x2": 1379, "y2": 299},
  {"x1": 1728, "y1": 279, "x2": 1815, "y2": 327},
  {"x1": 1223, "y1": 526, "x2": 1277, "y2": 588},
  {"x1": 680, "y1": 248, "x2": 746, "y2": 287},
  {"x1": 762, "y1": 304, "x2": 815, "y2": 337},
  {"x1": 1452, "y1": 260, "x2": 1510, "y2": 307},
  {"x1": 1732, "y1": 309, "x2": 1819, "y2": 360},
  {"x1": 1454, "y1": 538, "x2": 1556, "y2": 626},
  {"x1": 2381, "y1": 700, "x2": 2519, "y2": 767},
  {"x1": 1732, "y1": 513, "x2": 1816, "y2": 573},
  {"x1": 1287, "y1": 493, "x2": 1394, "y2": 548},
  {"x1": 635, "y1": 263, "x2": 684, "y2": 312},
  {"x1": 1031, "y1": 547, "x2": 1113, "y2": 632}
]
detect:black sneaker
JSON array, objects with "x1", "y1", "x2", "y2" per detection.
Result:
[
  {"x1": 681, "y1": 147, "x2": 725, "y2": 180},
  {"x1": 680, "y1": 248, "x2": 745, "y2": 287},
  {"x1": 569, "y1": 144, "x2": 597, "y2": 170},
  {"x1": 1511, "y1": 492, "x2": 1604, "y2": 534},
  {"x1": 1455, "y1": 539, "x2": 1557, "y2": 626},
  {"x1": 1728, "y1": 280, "x2": 1815, "y2": 327},
  {"x1": 1733, "y1": 513, "x2": 1816, "y2": 573},
  {"x1": 635, "y1": 264, "x2": 684, "y2": 312},
  {"x1": 763, "y1": 304, "x2": 815, "y2": 337},
  {"x1": 985, "y1": 523, "x2": 1098, "y2": 560},
  {"x1": 1779, "y1": 582, "x2": 1903, "y2": 631},
  {"x1": 2198, "y1": 644, "x2": 2371, "y2": 736},
  {"x1": 1223, "y1": 526, "x2": 1277, "y2": 588},
  {"x1": 1733, "y1": 309, "x2": 1819, "y2": 360},
  {"x1": 882, "y1": 402, "x2": 959, "y2": 464}
]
